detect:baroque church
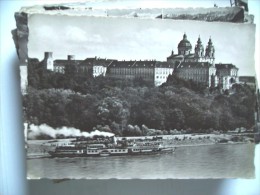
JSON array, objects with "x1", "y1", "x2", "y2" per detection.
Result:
[
  {"x1": 39, "y1": 33, "x2": 238, "y2": 90},
  {"x1": 167, "y1": 33, "x2": 238, "y2": 89}
]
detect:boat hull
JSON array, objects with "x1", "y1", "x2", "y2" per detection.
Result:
[{"x1": 48, "y1": 151, "x2": 86, "y2": 158}]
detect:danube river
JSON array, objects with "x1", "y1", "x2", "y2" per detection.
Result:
[{"x1": 27, "y1": 143, "x2": 255, "y2": 179}]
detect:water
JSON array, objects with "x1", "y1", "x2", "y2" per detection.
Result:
[{"x1": 27, "y1": 143, "x2": 255, "y2": 179}]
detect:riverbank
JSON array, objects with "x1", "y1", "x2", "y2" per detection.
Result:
[
  {"x1": 119, "y1": 133, "x2": 254, "y2": 146},
  {"x1": 26, "y1": 133, "x2": 254, "y2": 158}
]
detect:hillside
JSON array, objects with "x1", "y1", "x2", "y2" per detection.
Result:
[{"x1": 23, "y1": 65, "x2": 256, "y2": 136}]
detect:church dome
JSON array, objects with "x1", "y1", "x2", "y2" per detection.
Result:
[{"x1": 178, "y1": 33, "x2": 192, "y2": 49}]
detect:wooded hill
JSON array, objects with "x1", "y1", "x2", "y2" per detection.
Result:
[{"x1": 23, "y1": 60, "x2": 256, "y2": 136}]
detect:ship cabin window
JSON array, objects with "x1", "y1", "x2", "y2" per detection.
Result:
[
  {"x1": 115, "y1": 150, "x2": 117, "y2": 152},
  {"x1": 119, "y1": 150, "x2": 121, "y2": 152}
]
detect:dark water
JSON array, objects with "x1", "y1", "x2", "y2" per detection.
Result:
[{"x1": 27, "y1": 143, "x2": 255, "y2": 179}]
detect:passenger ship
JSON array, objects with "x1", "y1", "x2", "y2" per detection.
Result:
[{"x1": 48, "y1": 139, "x2": 175, "y2": 158}]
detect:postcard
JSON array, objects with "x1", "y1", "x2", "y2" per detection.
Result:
[{"x1": 13, "y1": 0, "x2": 258, "y2": 179}]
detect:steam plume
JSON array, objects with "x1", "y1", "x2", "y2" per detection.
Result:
[{"x1": 28, "y1": 124, "x2": 114, "y2": 139}]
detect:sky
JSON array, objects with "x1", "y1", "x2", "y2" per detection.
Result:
[{"x1": 27, "y1": 2, "x2": 256, "y2": 76}]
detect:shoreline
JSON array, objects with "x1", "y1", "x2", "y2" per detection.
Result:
[
  {"x1": 26, "y1": 133, "x2": 254, "y2": 159},
  {"x1": 27, "y1": 142, "x2": 252, "y2": 159},
  {"x1": 172, "y1": 141, "x2": 252, "y2": 148}
]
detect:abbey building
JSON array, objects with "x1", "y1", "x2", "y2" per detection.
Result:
[
  {"x1": 166, "y1": 34, "x2": 238, "y2": 89},
  {"x1": 39, "y1": 33, "x2": 238, "y2": 90}
]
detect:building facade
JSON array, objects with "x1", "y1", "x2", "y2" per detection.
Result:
[
  {"x1": 215, "y1": 63, "x2": 239, "y2": 90},
  {"x1": 39, "y1": 33, "x2": 238, "y2": 89},
  {"x1": 107, "y1": 60, "x2": 156, "y2": 82},
  {"x1": 154, "y1": 62, "x2": 175, "y2": 86}
]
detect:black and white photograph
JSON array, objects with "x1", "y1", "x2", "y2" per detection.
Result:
[{"x1": 12, "y1": 0, "x2": 259, "y2": 179}]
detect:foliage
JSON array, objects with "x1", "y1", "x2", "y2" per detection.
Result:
[{"x1": 24, "y1": 61, "x2": 256, "y2": 136}]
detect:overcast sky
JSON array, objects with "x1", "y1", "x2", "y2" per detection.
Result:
[{"x1": 28, "y1": 14, "x2": 255, "y2": 76}]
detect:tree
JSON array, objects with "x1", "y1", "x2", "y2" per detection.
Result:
[
  {"x1": 165, "y1": 108, "x2": 185, "y2": 130},
  {"x1": 97, "y1": 97, "x2": 130, "y2": 129}
]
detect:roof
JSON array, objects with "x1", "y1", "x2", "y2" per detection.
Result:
[
  {"x1": 79, "y1": 57, "x2": 116, "y2": 67},
  {"x1": 177, "y1": 61, "x2": 212, "y2": 69},
  {"x1": 185, "y1": 54, "x2": 195, "y2": 59},
  {"x1": 167, "y1": 54, "x2": 184, "y2": 59},
  {"x1": 134, "y1": 60, "x2": 156, "y2": 68},
  {"x1": 215, "y1": 63, "x2": 238, "y2": 70},
  {"x1": 54, "y1": 59, "x2": 82, "y2": 66},
  {"x1": 93, "y1": 59, "x2": 114, "y2": 67},
  {"x1": 109, "y1": 60, "x2": 156, "y2": 68},
  {"x1": 155, "y1": 61, "x2": 175, "y2": 68},
  {"x1": 167, "y1": 53, "x2": 196, "y2": 59},
  {"x1": 79, "y1": 58, "x2": 97, "y2": 66},
  {"x1": 109, "y1": 60, "x2": 135, "y2": 68}
]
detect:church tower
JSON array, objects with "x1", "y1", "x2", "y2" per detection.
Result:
[
  {"x1": 177, "y1": 33, "x2": 192, "y2": 55},
  {"x1": 205, "y1": 37, "x2": 215, "y2": 63},
  {"x1": 194, "y1": 36, "x2": 204, "y2": 61},
  {"x1": 43, "y1": 52, "x2": 54, "y2": 71}
]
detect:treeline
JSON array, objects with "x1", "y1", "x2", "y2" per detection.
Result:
[{"x1": 23, "y1": 60, "x2": 256, "y2": 136}]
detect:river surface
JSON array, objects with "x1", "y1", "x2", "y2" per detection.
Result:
[{"x1": 27, "y1": 143, "x2": 255, "y2": 179}]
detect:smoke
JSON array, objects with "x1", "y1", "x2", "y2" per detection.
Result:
[{"x1": 28, "y1": 124, "x2": 114, "y2": 139}]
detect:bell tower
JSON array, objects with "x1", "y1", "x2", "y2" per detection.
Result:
[
  {"x1": 205, "y1": 37, "x2": 215, "y2": 63},
  {"x1": 194, "y1": 36, "x2": 204, "y2": 61}
]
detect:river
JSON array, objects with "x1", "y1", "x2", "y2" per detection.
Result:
[{"x1": 27, "y1": 143, "x2": 255, "y2": 179}]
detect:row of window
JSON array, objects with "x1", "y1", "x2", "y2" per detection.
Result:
[
  {"x1": 87, "y1": 149, "x2": 127, "y2": 153},
  {"x1": 109, "y1": 73, "x2": 154, "y2": 78},
  {"x1": 156, "y1": 76, "x2": 168, "y2": 79},
  {"x1": 93, "y1": 66, "x2": 105, "y2": 71},
  {"x1": 110, "y1": 149, "x2": 127, "y2": 152},
  {"x1": 181, "y1": 68, "x2": 208, "y2": 74},
  {"x1": 54, "y1": 67, "x2": 65, "y2": 73},
  {"x1": 110, "y1": 68, "x2": 154, "y2": 74},
  {"x1": 155, "y1": 69, "x2": 173, "y2": 74},
  {"x1": 93, "y1": 69, "x2": 106, "y2": 73},
  {"x1": 179, "y1": 76, "x2": 207, "y2": 81}
]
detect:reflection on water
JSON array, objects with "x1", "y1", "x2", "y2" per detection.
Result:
[{"x1": 27, "y1": 143, "x2": 255, "y2": 179}]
